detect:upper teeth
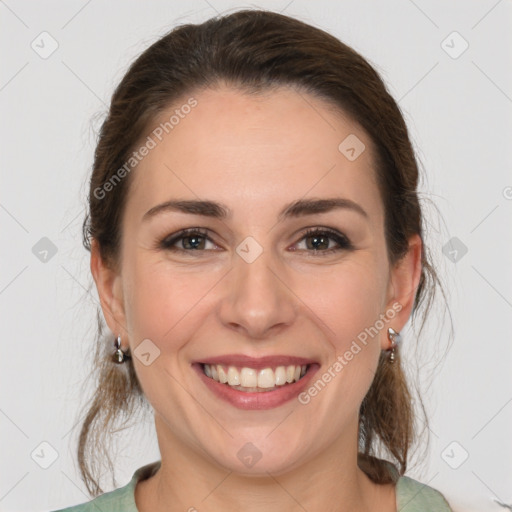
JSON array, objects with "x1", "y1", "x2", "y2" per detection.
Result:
[{"x1": 203, "y1": 364, "x2": 308, "y2": 388}]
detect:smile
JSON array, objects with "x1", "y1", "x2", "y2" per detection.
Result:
[
  {"x1": 192, "y1": 355, "x2": 320, "y2": 410},
  {"x1": 202, "y1": 363, "x2": 309, "y2": 392}
]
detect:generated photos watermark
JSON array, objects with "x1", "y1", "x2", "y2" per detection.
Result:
[
  {"x1": 298, "y1": 301, "x2": 403, "y2": 405},
  {"x1": 93, "y1": 97, "x2": 198, "y2": 200}
]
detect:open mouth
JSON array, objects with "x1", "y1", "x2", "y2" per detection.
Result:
[{"x1": 200, "y1": 363, "x2": 310, "y2": 393}]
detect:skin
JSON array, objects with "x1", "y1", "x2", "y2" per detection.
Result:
[{"x1": 91, "y1": 85, "x2": 422, "y2": 512}]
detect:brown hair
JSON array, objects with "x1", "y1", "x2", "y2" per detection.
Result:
[{"x1": 78, "y1": 9, "x2": 447, "y2": 496}]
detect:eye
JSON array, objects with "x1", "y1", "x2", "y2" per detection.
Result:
[
  {"x1": 158, "y1": 227, "x2": 353, "y2": 256},
  {"x1": 159, "y1": 228, "x2": 220, "y2": 252},
  {"x1": 292, "y1": 228, "x2": 353, "y2": 255}
]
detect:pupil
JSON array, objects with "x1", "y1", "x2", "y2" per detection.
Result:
[
  {"x1": 308, "y1": 235, "x2": 328, "y2": 250},
  {"x1": 185, "y1": 235, "x2": 204, "y2": 250}
]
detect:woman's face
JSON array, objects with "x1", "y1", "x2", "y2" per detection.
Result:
[{"x1": 94, "y1": 85, "x2": 420, "y2": 475}]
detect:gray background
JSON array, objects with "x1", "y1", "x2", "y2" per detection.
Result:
[{"x1": 1, "y1": 1, "x2": 511, "y2": 511}]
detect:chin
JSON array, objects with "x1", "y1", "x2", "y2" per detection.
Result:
[{"x1": 205, "y1": 435, "x2": 308, "y2": 477}]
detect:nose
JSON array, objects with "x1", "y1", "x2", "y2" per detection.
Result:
[{"x1": 217, "y1": 245, "x2": 297, "y2": 340}]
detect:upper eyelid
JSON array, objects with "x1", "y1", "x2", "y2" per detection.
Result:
[
  {"x1": 162, "y1": 226, "x2": 351, "y2": 249},
  {"x1": 162, "y1": 228, "x2": 217, "y2": 245}
]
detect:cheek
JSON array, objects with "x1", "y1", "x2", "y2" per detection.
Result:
[
  {"x1": 297, "y1": 256, "x2": 387, "y2": 404},
  {"x1": 298, "y1": 258, "x2": 387, "y2": 341},
  {"x1": 297, "y1": 262, "x2": 387, "y2": 415},
  {"x1": 123, "y1": 255, "x2": 218, "y2": 343},
  {"x1": 121, "y1": 258, "x2": 211, "y2": 415}
]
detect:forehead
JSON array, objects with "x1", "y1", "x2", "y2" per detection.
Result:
[{"x1": 124, "y1": 85, "x2": 383, "y2": 224}]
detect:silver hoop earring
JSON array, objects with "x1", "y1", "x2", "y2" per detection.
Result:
[
  {"x1": 386, "y1": 327, "x2": 402, "y2": 363},
  {"x1": 112, "y1": 334, "x2": 131, "y2": 364}
]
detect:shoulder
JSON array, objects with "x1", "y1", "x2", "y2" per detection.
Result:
[
  {"x1": 51, "y1": 461, "x2": 161, "y2": 512},
  {"x1": 379, "y1": 459, "x2": 453, "y2": 511},
  {"x1": 51, "y1": 485, "x2": 134, "y2": 512},
  {"x1": 396, "y1": 475, "x2": 453, "y2": 511}
]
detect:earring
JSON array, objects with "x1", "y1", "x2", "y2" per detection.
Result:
[
  {"x1": 386, "y1": 327, "x2": 402, "y2": 363},
  {"x1": 112, "y1": 334, "x2": 131, "y2": 364}
]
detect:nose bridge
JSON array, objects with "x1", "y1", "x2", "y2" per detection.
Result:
[{"x1": 218, "y1": 239, "x2": 296, "y2": 338}]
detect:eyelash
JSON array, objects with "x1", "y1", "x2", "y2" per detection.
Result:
[{"x1": 158, "y1": 227, "x2": 353, "y2": 256}]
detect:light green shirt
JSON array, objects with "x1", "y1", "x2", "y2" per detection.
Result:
[{"x1": 53, "y1": 460, "x2": 453, "y2": 511}]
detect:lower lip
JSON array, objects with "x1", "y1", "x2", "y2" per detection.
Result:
[{"x1": 192, "y1": 363, "x2": 320, "y2": 410}]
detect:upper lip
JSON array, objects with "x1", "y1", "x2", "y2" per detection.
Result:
[{"x1": 195, "y1": 354, "x2": 317, "y2": 370}]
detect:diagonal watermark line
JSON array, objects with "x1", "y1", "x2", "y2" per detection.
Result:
[
  {"x1": 201, "y1": 470, "x2": 233, "y2": 503},
  {"x1": 163, "y1": 162, "x2": 234, "y2": 237},
  {"x1": 399, "y1": 472, "x2": 440, "y2": 511},
  {"x1": 61, "y1": 60, "x2": 107, "y2": 106},
  {"x1": 0, "y1": 472, "x2": 29, "y2": 503},
  {"x1": 426, "y1": 425, "x2": 439, "y2": 439},
  {"x1": 398, "y1": 62, "x2": 439, "y2": 103},
  {"x1": 0, "y1": 0, "x2": 29, "y2": 28},
  {"x1": 472, "y1": 61, "x2": 512, "y2": 104},
  {"x1": 265, "y1": 409, "x2": 295, "y2": 438},
  {"x1": 471, "y1": 0, "x2": 504, "y2": 30},
  {"x1": 161, "y1": 365, "x2": 234, "y2": 439},
  {"x1": 61, "y1": 0, "x2": 94, "y2": 29},
  {"x1": 0, "y1": 408, "x2": 29, "y2": 438},
  {"x1": 469, "y1": 204, "x2": 499, "y2": 233},
  {"x1": 407, "y1": 0, "x2": 439, "y2": 28},
  {"x1": 60, "y1": 208, "x2": 85, "y2": 233},
  {"x1": 60, "y1": 265, "x2": 131, "y2": 337},
  {"x1": 280, "y1": 0, "x2": 295, "y2": 13},
  {"x1": 266, "y1": 265, "x2": 337, "y2": 337},
  {"x1": 471, "y1": 266, "x2": 512, "y2": 309},
  {"x1": 0, "y1": 202, "x2": 29, "y2": 233},
  {"x1": 471, "y1": 470, "x2": 506, "y2": 502},
  {"x1": 162, "y1": 164, "x2": 337, "y2": 349},
  {"x1": 296, "y1": 90, "x2": 337, "y2": 131},
  {"x1": 61, "y1": 471, "x2": 106, "y2": 512},
  {"x1": 59, "y1": 264, "x2": 132, "y2": 336},
  {"x1": 266, "y1": 163, "x2": 337, "y2": 235},
  {"x1": 265, "y1": 472, "x2": 310, "y2": 512},
  {"x1": 416, "y1": 411, "x2": 439, "y2": 439},
  {"x1": 162, "y1": 268, "x2": 233, "y2": 339},
  {"x1": 471, "y1": 396, "x2": 512, "y2": 439},
  {"x1": 0, "y1": 62, "x2": 29, "y2": 92},
  {"x1": 60, "y1": 407, "x2": 90, "y2": 440},
  {"x1": 0, "y1": 265, "x2": 28, "y2": 295},
  {"x1": 60, "y1": 470, "x2": 89, "y2": 498},
  {"x1": 202, "y1": 0, "x2": 220, "y2": 15},
  {"x1": 60, "y1": 265, "x2": 95, "y2": 298}
]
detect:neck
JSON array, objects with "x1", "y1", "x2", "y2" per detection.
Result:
[{"x1": 134, "y1": 414, "x2": 395, "y2": 512}]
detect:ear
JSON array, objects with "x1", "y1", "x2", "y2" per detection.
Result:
[
  {"x1": 382, "y1": 234, "x2": 423, "y2": 349},
  {"x1": 90, "y1": 238, "x2": 129, "y2": 344}
]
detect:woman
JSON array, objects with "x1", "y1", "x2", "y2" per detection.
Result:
[{"x1": 55, "y1": 9, "x2": 453, "y2": 511}]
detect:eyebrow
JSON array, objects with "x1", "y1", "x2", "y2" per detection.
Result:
[{"x1": 142, "y1": 197, "x2": 368, "y2": 222}]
